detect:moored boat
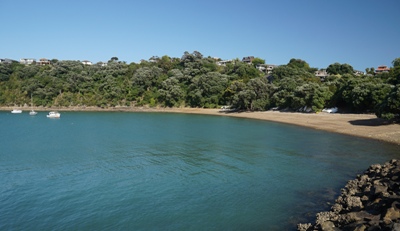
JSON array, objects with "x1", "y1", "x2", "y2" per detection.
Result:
[
  {"x1": 29, "y1": 94, "x2": 37, "y2": 115},
  {"x1": 11, "y1": 109, "x2": 22, "y2": 113},
  {"x1": 46, "y1": 111, "x2": 60, "y2": 118}
]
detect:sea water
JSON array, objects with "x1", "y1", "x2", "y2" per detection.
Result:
[{"x1": 0, "y1": 111, "x2": 399, "y2": 230}]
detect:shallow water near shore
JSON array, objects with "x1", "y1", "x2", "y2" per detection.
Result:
[{"x1": 1, "y1": 111, "x2": 399, "y2": 230}]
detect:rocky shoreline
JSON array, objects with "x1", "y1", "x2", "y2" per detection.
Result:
[{"x1": 298, "y1": 159, "x2": 400, "y2": 230}]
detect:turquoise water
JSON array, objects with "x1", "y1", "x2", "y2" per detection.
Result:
[{"x1": 0, "y1": 111, "x2": 399, "y2": 230}]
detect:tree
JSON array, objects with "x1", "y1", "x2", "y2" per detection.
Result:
[
  {"x1": 158, "y1": 77, "x2": 184, "y2": 107},
  {"x1": 132, "y1": 66, "x2": 163, "y2": 94},
  {"x1": 375, "y1": 85, "x2": 400, "y2": 121},
  {"x1": 340, "y1": 63, "x2": 354, "y2": 75},
  {"x1": 251, "y1": 57, "x2": 265, "y2": 68},
  {"x1": 271, "y1": 65, "x2": 315, "y2": 82},
  {"x1": 392, "y1": 58, "x2": 400, "y2": 68},
  {"x1": 109, "y1": 57, "x2": 119, "y2": 63},
  {"x1": 0, "y1": 63, "x2": 12, "y2": 81},
  {"x1": 158, "y1": 55, "x2": 173, "y2": 72},
  {"x1": 225, "y1": 61, "x2": 261, "y2": 82},
  {"x1": 186, "y1": 72, "x2": 229, "y2": 108},
  {"x1": 327, "y1": 63, "x2": 354, "y2": 75},
  {"x1": 288, "y1": 58, "x2": 310, "y2": 70},
  {"x1": 231, "y1": 77, "x2": 273, "y2": 111},
  {"x1": 365, "y1": 67, "x2": 375, "y2": 75}
]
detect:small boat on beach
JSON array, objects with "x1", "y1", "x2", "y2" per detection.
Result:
[
  {"x1": 46, "y1": 111, "x2": 60, "y2": 118},
  {"x1": 11, "y1": 109, "x2": 22, "y2": 113},
  {"x1": 322, "y1": 107, "x2": 338, "y2": 113}
]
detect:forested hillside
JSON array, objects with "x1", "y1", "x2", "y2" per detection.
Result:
[{"x1": 1, "y1": 51, "x2": 399, "y2": 121}]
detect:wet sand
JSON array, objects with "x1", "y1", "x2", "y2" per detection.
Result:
[{"x1": 2, "y1": 106, "x2": 400, "y2": 145}]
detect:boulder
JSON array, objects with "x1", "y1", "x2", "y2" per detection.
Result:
[{"x1": 298, "y1": 159, "x2": 400, "y2": 230}]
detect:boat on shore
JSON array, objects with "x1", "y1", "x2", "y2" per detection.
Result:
[
  {"x1": 46, "y1": 111, "x2": 60, "y2": 118},
  {"x1": 11, "y1": 109, "x2": 22, "y2": 114}
]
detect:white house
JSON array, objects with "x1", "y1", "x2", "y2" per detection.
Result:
[
  {"x1": 97, "y1": 62, "x2": 107, "y2": 67},
  {"x1": 82, "y1": 60, "x2": 92, "y2": 65},
  {"x1": 217, "y1": 59, "x2": 233, "y2": 66},
  {"x1": 20, "y1": 58, "x2": 36, "y2": 65},
  {"x1": 256, "y1": 64, "x2": 278, "y2": 74},
  {"x1": 354, "y1": 70, "x2": 365, "y2": 76},
  {"x1": 315, "y1": 69, "x2": 329, "y2": 80}
]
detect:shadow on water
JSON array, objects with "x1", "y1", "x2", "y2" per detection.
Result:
[{"x1": 287, "y1": 185, "x2": 343, "y2": 227}]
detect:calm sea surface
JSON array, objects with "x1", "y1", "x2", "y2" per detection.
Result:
[{"x1": 0, "y1": 111, "x2": 399, "y2": 230}]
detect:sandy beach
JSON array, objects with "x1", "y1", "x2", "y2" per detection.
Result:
[{"x1": 2, "y1": 106, "x2": 400, "y2": 145}]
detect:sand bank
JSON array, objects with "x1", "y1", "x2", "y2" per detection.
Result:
[
  {"x1": 2, "y1": 106, "x2": 400, "y2": 145},
  {"x1": 159, "y1": 108, "x2": 400, "y2": 145}
]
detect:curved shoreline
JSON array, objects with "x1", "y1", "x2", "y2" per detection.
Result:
[{"x1": 2, "y1": 106, "x2": 400, "y2": 145}]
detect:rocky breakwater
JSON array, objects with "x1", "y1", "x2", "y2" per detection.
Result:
[{"x1": 298, "y1": 159, "x2": 400, "y2": 231}]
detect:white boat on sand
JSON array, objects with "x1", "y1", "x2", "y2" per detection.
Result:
[
  {"x1": 322, "y1": 107, "x2": 338, "y2": 113},
  {"x1": 47, "y1": 111, "x2": 61, "y2": 118}
]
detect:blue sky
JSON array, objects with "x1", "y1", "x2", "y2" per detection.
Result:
[{"x1": 1, "y1": 0, "x2": 399, "y2": 71}]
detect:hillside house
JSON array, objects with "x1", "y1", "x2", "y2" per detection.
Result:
[
  {"x1": 38, "y1": 58, "x2": 50, "y2": 65},
  {"x1": 375, "y1": 65, "x2": 390, "y2": 74},
  {"x1": 217, "y1": 59, "x2": 233, "y2": 66},
  {"x1": 315, "y1": 69, "x2": 329, "y2": 80},
  {"x1": 0, "y1": 58, "x2": 15, "y2": 64},
  {"x1": 96, "y1": 62, "x2": 107, "y2": 67},
  {"x1": 257, "y1": 64, "x2": 277, "y2": 74},
  {"x1": 242, "y1": 56, "x2": 254, "y2": 64},
  {"x1": 82, "y1": 60, "x2": 92, "y2": 65},
  {"x1": 20, "y1": 58, "x2": 36, "y2": 65},
  {"x1": 354, "y1": 70, "x2": 365, "y2": 76}
]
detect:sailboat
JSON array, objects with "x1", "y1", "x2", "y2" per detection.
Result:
[{"x1": 29, "y1": 94, "x2": 37, "y2": 116}]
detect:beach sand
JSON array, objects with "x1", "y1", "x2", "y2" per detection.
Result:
[
  {"x1": 158, "y1": 108, "x2": 400, "y2": 145},
  {"x1": 2, "y1": 106, "x2": 400, "y2": 145}
]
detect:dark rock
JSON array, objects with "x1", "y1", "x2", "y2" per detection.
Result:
[
  {"x1": 383, "y1": 201, "x2": 400, "y2": 223},
  {"x1": 393, "y1": 222, "x2": 400, "y2": 231},
  {"x1": 371, "y1": 185, "x2": 389, "y2": 197},
  {"x1": 353, "y1": 224, "x2": 367, "y2": 231},
  {"x1": 298, "y1": 159, "x2": 400, "y2": 231},
  {"x1": 319, "y1": 221, "x2": 339, "y2": 231},
  {"x1": 297, "y1": 223, "x2": 312, "y2": 231}
]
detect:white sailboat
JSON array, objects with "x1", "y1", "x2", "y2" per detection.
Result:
[{"x1": 29, "y1": 94, "x2": 37, "y2": 116}]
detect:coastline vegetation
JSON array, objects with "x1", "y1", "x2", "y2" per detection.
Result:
[{"x1": 0, "y1": 51, "x2": 399, "y2": 121}]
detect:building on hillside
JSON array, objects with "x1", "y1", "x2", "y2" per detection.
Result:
[
  {"x1": 256, "y1": 64, "x2": 278, "y2": 74},
  {"x1": 315, "y1": 69, "x2": 329, "y2": 80},
  {"x1": 82, "y1": 60, "x2": 92, "y2": 65},
  {"x1": 149, "y1": 56, "x2": 160, "y2": 63},
  {"x1": 242, "y1": 56, "x2": 254, "y2": 64},
  {"x1": 354, "y1": 70, "x2": 365, "y2": 76},
  {"x1": 216, "y1": 59, "x2": 233, "y2": 66},
  {"x1": 20, "y1": 58, "x2": 36, "y2": 65},
  {"x1": 38, "y1": 58, "x2": 50, "y2": 65},
  {"x1": 0, "y1": 58, "x2": 15, "y2": 64},
  {"x1": 97, "y1": 62, "x2": 107, "y2": 67},
  {"x1": 375, "y1": 65, "x2": 390, "y2": 74}
]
